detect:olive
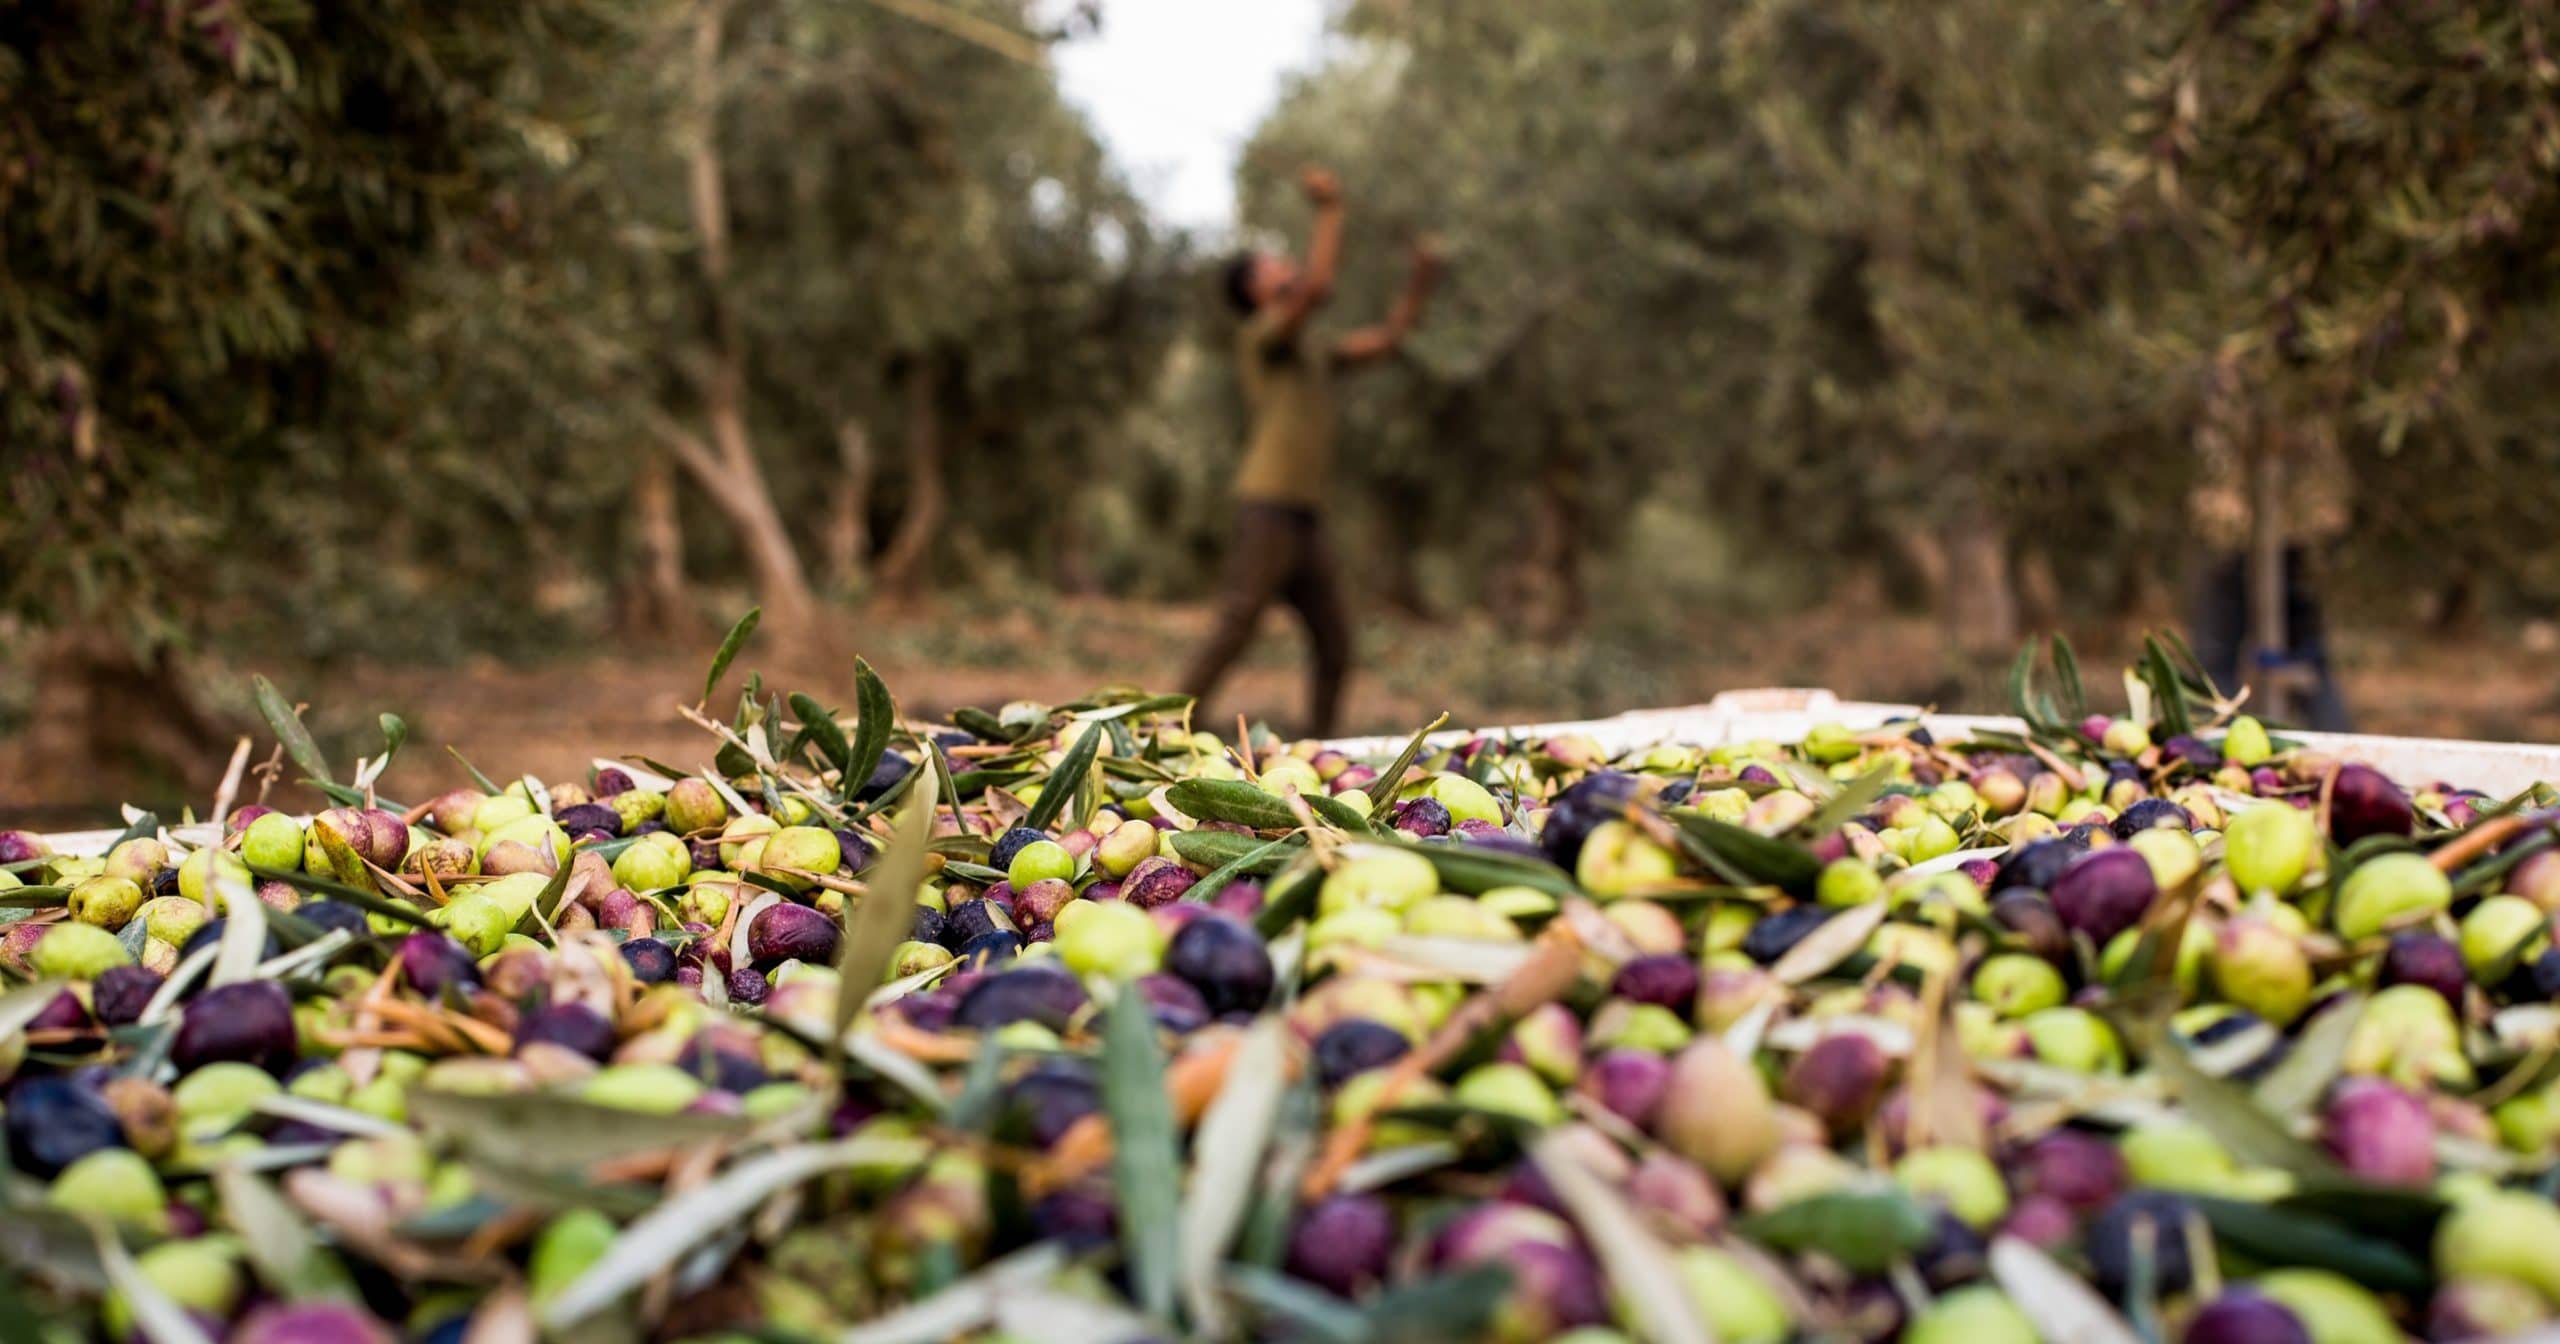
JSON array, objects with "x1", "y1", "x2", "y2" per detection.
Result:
[
  {"x1": 514, "y1": 1002, "x2": 618, "y2": 1061},
  {"x1": 6, "y1": 1076, "x2": 128, "y2": 1176},
  {"x1": 1313, "y1": 1018, "x2": 1411, "y2": 1088},
  {"x1": 1163, "y1": 913, "x2": 1274, "y2": 1016},
  {"x1": 1611, "y1": 953, "x2": 1701, "y2": 1010},
  {"x1": 91, "y1": 966, "x2": 164, "y2": 1027},
  {"x1": 2089, "y1": 1190, "x2": 2198, "y2": 1298},
  {"x1": 171, "y1": 980, "x2": 297, "y2": 1076},
  {"x1": 1741, "y1": 905, "x2": 1834, "y2": 965},
  {"x1": 952, "y1": 963, "x2": 1084, "y2": 1032}
]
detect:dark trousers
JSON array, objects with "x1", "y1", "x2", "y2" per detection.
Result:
[
  {"x1": 2188, "y1": 547, "x2": 2353, "y2": 732},
  {"x1": 1183, "y1": 504, "x2": 1350, "y2": 737}
]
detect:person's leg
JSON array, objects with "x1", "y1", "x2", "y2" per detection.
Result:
[
  {"x1": 1279, "y1": 516, "x2": 1352, "y2": 738},
  {"x1": 2285, "y1": 547, "x2": 2354, "y2": 733},
  {"x1": 1181, "y1": 507, "x2": 1298, "y2": 718},
  {"x1": 2187, "y1": 550, "x2": 2249, "y2": 698}
]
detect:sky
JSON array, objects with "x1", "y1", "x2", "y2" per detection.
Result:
[{"x1": 1045, "y1": 0, "x2": 1332, "y2": 234}]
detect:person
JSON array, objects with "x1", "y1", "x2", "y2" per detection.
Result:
[
  {"x1": 2186, "y1": 425, "x2": 2355, "y2": 731},
  {"x1": 1181, "y1": 165, "x2": 1441, "y2": 737}
]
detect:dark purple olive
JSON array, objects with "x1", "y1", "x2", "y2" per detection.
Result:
[
  {"x1": 619, "y1": 937, "x2": 679, "y2": 983},
  {"x1": 1915, "y1": 1209, "x2": 1988, "y2": 1290},
  {"x1": 5, "y1": 1075, "x2": 127, "y2": 1176},
  {"x1": 172, "y1": 980, "x2": 296, "y2": 1076},
  {"x1": 1164, "y1": 913, "x2": 1274, "y2": 1015},
  {"x1": 1611, "y1": 953, "x2": 1701, "y2": 1010},
  {"x1": 2161, "y1": 735, "x2": 2221, "y2": 771},
  {"x1": 1741, "y1": 905, "x2": 1834, "y2": 965},
  {"x1": 2328, "y1": 764, "x2": 2415, "y2": 845},
  {"x1": 1391, "y1": 797, "x2": 1452, "y2": 838},
  {"x1": 1285, "y1": 1194, "x2": 1397, "y2": 1297},
  {"x1": 895, "y1": 991, "x2": 958, "y2": 1033},
  {"x1": 953, "y1": 964, "x2": 1085, "y2": 1032},
  {"x1": 2009, "y1": 1128, "x2": 2127, "y2": 1212},
  {"x1": 1004, "y1": 1059, "x2": 1101, "y2": 1147},
  {"x1": 1135, "y1": 973, "x2": 1211, "y2": 1034},
  {"x1": 1783, "y1": 1033, "x2": 1890, "y2": 1137},
  {"x1": 687, "y1": 839, "x2": 723, "y2": 871},
  {"x1": 2184, "y1": 1291, "x2": 2312, "y2": 1344},
  {"x1": 30, "y1": 988, "x2": 91, "y2": 1033},
  {"x1": 726, "y1": 967, "x2": 770, "y2": 1005},
  {"x1": 1030, "y1": 1187, "x2": 1119, "y2": 1248},
  {"x1": 855, "y1": 751, "x2": 913, "y2": 803},
  {"x1": 2049, "y1": 848, "x2": 2158, "y2": 946},
  {"x1": 1496, "y1": 1241, "x2": 1609, "y2": 1333},
  {"x1": 1994, "y1": 836, "x2": 2090, "y2": 893},
  {"x1": 747, "y1": 903, "x2": 841, "y2": 968},
  {"x1": 831, "y1": 828, "x2": 876, "y2": 873},
  {"x1": 941, "y1": 899, "x2": 1004, "y2": 951},
  {"x1": 2379, "y1": 933, "x2": 2468, "y2": 1010},
  {"x1": 92, "y1": 966, "x2": 164, "y2": 1027},
  {"x1": 910, "y1": 906, "x2": 950, "y2": 948},
  {"x1": 297, "y1": 902, "x2": 371, "y2": 939},
  {"x1": 1541, "y1": 771, "x2": 1640, "y2": 868},
  {"x1": 1459, "y1": 829, "x2": 1548, "y2": 862},
  {"x1": 182, "y1": 918, "x2": 281, "y2": 963},
  {"x1": 1121, "y1": 857, "x2": 1197, "y2": 909},
  {"x1": 1313, "y1": 1019, "x2": 1410, "y2": 1088},
  {"x1": 675, "y1": 1032, "x2": 768, "y2": 1094},
  {"x1": 2090, "y1": 1190, "x2": 2197, "y2": 1297},
  {"x1": 399, "y1": 932, "x2": 481, "y2": 998},
  {"x1": 593, "y1": 768, "x2": 635, "y2": 797},
  {"x1": 1991, "y1": 890, "x2": 2072, "y2": 963},
  {"x1": 956, "y1": 929, "x2": 1023, "y2": 969},
  {"x1": 516, "y1": 1002, "x2": 618, "y2": 1060},
  {"x1": 1738, "y1": 764, "x2": 1780, "y2": 787},
  {"x1": 2113, "y1": 798, "x2": 2194, "y2": 839},
  {"x1": 554, "y1": 803, "x2": 622, "y2": 839}
]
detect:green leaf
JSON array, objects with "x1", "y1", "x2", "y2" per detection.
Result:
[
  {"x1": 1366, "y1": 713, "x2": 1451, "y2": 818},
  {"x1": 1740, "y1": 1187, "x2": 1936, "y2": 1273},
  {"x1": 2145, "y1": 1031, "x2": 2339, "y2": 1178},
  {"x1": 253, "y1": 674, "x2": 335, "y2": 787},
  {"x1": 1225, "y1": 1265, "x2": 1367, "y2": 1344},
  {"x1": 94, "y1": 1226, "x2": 215, "y2": 1344},
  {"x1": 2252, "y1": 993, "x2": 2364, "y2": 1118},
  {"x1": 2189, "y1": 1197, "x2": 2432, "y2": 1294},
  {"x1": 1180, "y1": 1018, "x2": 1293, "y2": 1333},
  {"x1": 446, "y1": 746, "x2": 502, "y2": 795},
  {"x1": 377, "y1": 713, "x2": 408, "y2": 769},
  {"x1": 1170, "y1": 829, "x2": 1299, "y2": 872},
  {"x1": 952, "y1": 708, "x2": 1008, "y2": 742},
  {"x1": 1359, "y1": 1263, "x2": 1514, "y2": 1343},
  {"x1": 1184, "y1": 837, "x2": 1300, "y2": 907},
  {"x1": 215, "y1": 1162, "x2": 357, "y2": 1302},
  {"x1": 1023, "y1": 723, "x2": 1104, "y2": 834},
  {"x1": 702, "y1": 607, "x2": 761, "y2": 706},
  {"x1": 2008, "y1": 640, "x2": 2044, "y2": 731},
  {"x1": 2052, "y1": 635, "x2": 2088, "y2": 720},
  {"x1": 1803, "y1": 763, "x2": 1897, "y2": 838},
  {"x1": 110, "y1": 810, "x2": 161, "y2": 851},
  {"x1": 0, "y1": 886, "x2": 68, "y2": 909},
  {"x1": 2144, "y1": 636, "x2": 2196, "y2": 739},
  {"x1": 1252, "y1": 862, "x2": 1327, "y2": 940},
  {"x1": 838, "y1": 756, "x2": 938, "y2": 1049},
  {"x1": 1378, "y1": 837, "x2": 1575, "y2": 897},
  {"x1": 1168, "y1": 779, "x2": 1301, "y2": 832},
  {"x1": 847, "y1": 659, "x2": 899, "y2": 799},
  {"x1": 409, "y1": 1090, "x2": 749, "y2": 1167},
  {"x1": 1101, "y1": 985, "x2": 1182, "y2": 1323},
  {"x1": 1669, "y1": 813, "x2": 1821, "y2": 895},
  {"x1": 789, "y1": 692, "x2": 853, "y2": 784}
]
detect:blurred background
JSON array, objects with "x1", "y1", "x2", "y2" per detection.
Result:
[{"x1": 7, "y1": 0, "x2": 2560, "y2": 822}]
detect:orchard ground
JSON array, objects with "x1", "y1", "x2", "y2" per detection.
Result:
[{"x1": 6, "y1": 595, "x2": 2557, "y2": 827}]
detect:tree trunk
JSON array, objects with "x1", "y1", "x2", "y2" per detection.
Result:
[
  {"x1": 2248, "y1": 427, "x2": 2294, "y2": 721},
  {"x1": 875, "y1": 359, "x2": 946, "y2": 601},
  {"x1": 661, "y1": 0, "x2": 817, "y2": 640},
  {"x1": 624, "y1": 453, "x2": 689, "y2": 633},
  {"x1": 822, "y1": 417, "x2": 873, "y2": 593}
]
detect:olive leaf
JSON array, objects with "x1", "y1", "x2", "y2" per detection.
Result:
[
  {"x1": 1022, "y1": 721, "x2": 1104, "y2": 835},
  {"x1": 446, "y1": 746, "x2": 503, "y2": 795},
  {"x1": 409, "y1": 1090, "x2": 748, "y2": 1167},
  {"x1": 1379, "y1": 837, "x2": 1576, "y2": 897},
  {"x1": 1669, "y1": 814, "x2": 1820, "y2": 896},
  {"x1": 1180, "y1": 1018, "x2": 1293, "y2": 1334},
  {"x1": 253, "y1": 674, "x2": 335, "y2": 787},
  {"x1": 1169, "y1": 829, "x2": 1296, "y2": 871},
  {"x1": 541, "y1": 1135, "x2": 926, "y2": 1328},
  {"x1": 94, "y1": 1226, "x2": 215, "y2": 1344},
  {"x1": 1253, "y1": 862, "x2": 1328, "y2": 939},
  {"x1": 1769, "y1": 899, "x2": 1888, "y2": 985},
  {"x1": 701, "y1": 606, "x2": 761, "y2": 707},
  {"x1": 1365, "y1": 712, "x2": 1451, "y2": 818},
  {"x1": 249, "y1": 864, "x2": 434, "y2": 928},
  {"x1": 2251, "y1": 992, "x2": 2364, "y2": 1117},
  {"x1": 0, "y1": 886, "x2": 68, "y2": 910},
  {"x1": 215, "y1": 1161, "x2": 357, "y2": 1303},
  {"x1": 377, "y1": 713, "x2": 409, "y2": 770},
  {"x1": 1185, "y1": 836, "x2": 1301, "y2": 906},
  {"x1": 110, "y1": 810, "x2": 162, "y2": 851},
  {"x1": 1357, "y1": 1263, "x2": 1515, "y2": 1342},
  {"x1": 1102, "y1": 984, "x2": 1183, "y2": 1323},
  {"x1": 1168, "y1": 780, "x2": 1301, "y2": 832},
  {"x1": 2052, "y1": 634, "x2": 2088, "y2": 721},
  {"x1": 2188, "y1": 1197, "x2": 2431, "y2": 1294},
  {"x1": 1532, "y1": 1129, "x2": 1715, "y2": 1344},
  {"x1": 834, "y1": 1244, "x2": 1072, "y2": 1344},
  {"x1": 0, "y1": 979, "x2": 69, "y2": 1044},
  {"x1": 2145, "y1": 1030, "x2": 2340, "y2": 1178},
  {"x1": 1224, "y1": 1266, "x2": 1367, "y2": 1344},
  {"x1": 788, "y1": 692, "x2": 853, "y2": 784},
  {"x1": 1740, "y1": 1187, "x2": 1935, "y2": 1273},
  {"x1": 837, "y1": 755, "x2": 938, "y2": 1049},
  {"x1": 1988, "y1": 1235, "x2": 2141, "y2": 1344},
  {"x1": 845, "y1": 659, "x2": 900, "y2": 798},
  {"x1": 1801, "y1": 763, "x2": 1897, "y2": 839}
]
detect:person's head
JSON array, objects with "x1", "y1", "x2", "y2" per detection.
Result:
[{"x1": 1222, "y1": 251, "x2": 1296, "y2": 316}]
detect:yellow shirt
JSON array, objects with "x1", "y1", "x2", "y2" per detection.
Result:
[{"x1": 1232, "y1": 309, "x2": 1336, "y2": 509}]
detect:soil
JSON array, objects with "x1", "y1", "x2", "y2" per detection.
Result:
[{"x1": 4, "y1": 595, "x2": 2554, "y2": 828}]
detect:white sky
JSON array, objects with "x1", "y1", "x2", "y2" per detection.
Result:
[{"x1": 1045, "y1": 0, "x2": 1332, "y2": 233}]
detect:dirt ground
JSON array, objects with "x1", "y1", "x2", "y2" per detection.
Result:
[{"x1": 4, "y1": 595, "x2": 2555, "y2": 828}]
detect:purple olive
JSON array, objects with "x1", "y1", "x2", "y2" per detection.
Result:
[
  {"x1": 1391, "y1": 797, "x2": 1452, "y2": 838},
  {"x1": 5, "y1": 1076, "x2": 126, "y2": 1176},
  {"x1": 952, "y1": 964, "x2": 1086, "y2": 1032},
  {"x1": 747, "y1": 903, "x2": 842, "y2": 968},
  {"x1": 232, "y1": 1303, "x2": 396, "y2": 1344},
  {"x1": 1995, "y1": 836, "x2": 2091, "y2": 893},
  {"x1": 1741, "y1": 905, "x2": 1835, "y2": 965},
  {"x1": 1542, "y1": 771, "x2": 1640, "y2": 868},
  {"x1": 2004, "y1": 1194, "x2": 2078, "y2": 1249},
  {"x1": 1012, "y1": 878, "x2": 1077, "y2": 927},
  {"x1": 1312, "y1": 1019, "x2": 1411, "y2": 1088},
  {"x1": 1611, "y1": 953, "x2": 1702, "y2": 1010},
  {"x1": 1030, "y1": 1187, "x2": 1119, "y2": 1248},
  {"x1": 399, "y1": 932, "x2": 482, "y2": 998},
  {"x1": 554, "y1": 803, "x2": 623, "y2": 839},
  {"x1": 593, "y1": 768, "x2": 635, "y2": 797},
  {"x1": 832, "y1": 828, "x2": 876, "y2": 873},
  {"x1": 2112, "y1": 798, "x2": 2194, "y2": 839},
  {"x1": 2328, "y1": 764, "x2": 2415, "y2": 845},
  {"x1": 1783, "y1": 1033, "x2": 1891, "y2": 1137},
  {"x1": 1577, "y1": 1048, "x2": 1671, "y2": 1128},
  {"x1": 2183, "y1": 1291, "x2": 2311, "y2": 1344},
  {"x1": 2049, "y1": 848, "x2": 2158, "y2": 946},
  {"x1": 1164, "y1": 913, "x2": 1274, "y2": 1015},
  {"x1": 0, "y1": 831, "x2": 49, "y2": 865},
  {"x1": 726, "y1": 967, "x2": 770, "y2": 1005},
  {"x1": 2323, "y1": 1079, "x2": 2437, "y2": 1185},
  {"x1": 29, "y1": 989, "x2": 91, "y2": 1033},
  {"x1": 1121, "y1": 857, "x2": 1197, "y2": 909},
  {"x1": 515, "y1": 1002, "x2": 618, "y2": 1061},
  {"x1": 1211, "y1": 880, "x2": 1266, "y2": 920},
  {"x1": 989, "y1": 827, "x2": 1052, "y2": 874},
  {"x1": 2009, "y1": 1128, "x2": 2126, "y2": 1212},
  {"x1": 674, "y1": 1031, "x2": 769, "y2": 1094},
  {"x1": 1003, "y1": 1060, "x2": 1101, "y2": 1147},
  {"x1": 92, "y1": 966, "x2": 164, "y2": 1027},
  {"x1": 619, "y1": 937, "x2": 679, "y2": 983},
  {"x1": 1135, "y1": 973, "x2": 1211, "y2": 1034},
  {"x1": 941, "y1": 899, "x2": 1004, "y2": 951},
  {"x1": 172, "y1": 980, "x2": 296, "y2": 1076},
  {"x1": 2378, "y1": 933, "x2": 2467, "y2": 1010},
  {"x1": 2090, "y1": 1190, "x2": 2197, "y2": 1297},
  {"x1": 1285, "y1": 1194, "x2": 1397, "y2": 1297}
]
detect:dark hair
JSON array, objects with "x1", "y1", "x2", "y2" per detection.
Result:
[{"x1": 1221, "y1": 253, "x2": 1260, "y2": 316}]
